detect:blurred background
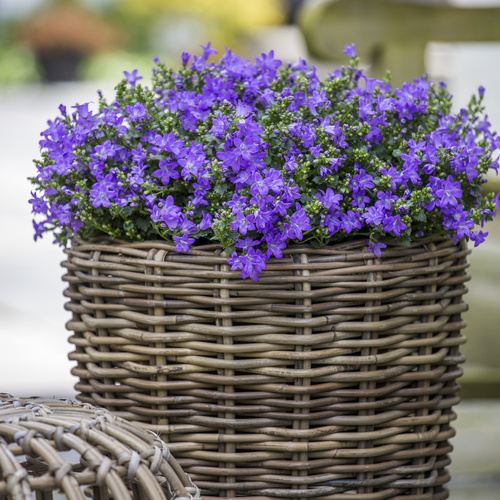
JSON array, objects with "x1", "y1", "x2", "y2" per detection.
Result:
[{"x1": 1, "y1": 0, "x2": 500, "y2": 496}]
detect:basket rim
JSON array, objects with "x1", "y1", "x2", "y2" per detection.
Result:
[{"x1": 68, "y1": 234, "x2": 467, "y2": 258}]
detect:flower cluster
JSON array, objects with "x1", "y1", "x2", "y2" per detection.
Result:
[{"x1": 30, "y1": 43, "x2": 500, "y2": 280}]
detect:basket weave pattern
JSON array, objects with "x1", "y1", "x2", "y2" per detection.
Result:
[
  {"x1": 64, "y1": 236, "x2": 470, "y2": 499},
  {"x1": 0, "y1": 397, "x2": 199, "y2": 499}
]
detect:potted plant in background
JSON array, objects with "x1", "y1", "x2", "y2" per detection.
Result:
[
  {"x1": 29, "y1": 43, "x2": 499, "y2": 499},
  {"x1": 20, "y1": 0, "x2": 122, "y2": 82}
]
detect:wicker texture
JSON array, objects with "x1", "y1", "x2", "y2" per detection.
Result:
[
  {"x1": 63, "y1": 236, "x2": 470, "y2": 499},
  {"x1": 0, "y1": 396, "x2": 199, "y2": 499}
]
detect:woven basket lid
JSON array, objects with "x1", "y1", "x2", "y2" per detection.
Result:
[{"x1": 0, "y1": 395, "x2": 199, "y2": 500}]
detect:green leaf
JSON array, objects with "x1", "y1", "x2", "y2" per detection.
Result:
[
  {"x1": 135, "y1": 218, "x2": 152, "y2": 231},
  {"x1": 414, "y1": 211, "x2": 427, "y2": 222},
  {"x1": 214, "y1": 184, "x2": 227, "y2": 196},
  {"x1": 399, "y1": 235, "x2": 411, "y2": 246}
]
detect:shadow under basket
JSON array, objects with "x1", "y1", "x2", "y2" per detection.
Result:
[{"x1": 63, "y1": 235, "x2": 470, "y2": 499}]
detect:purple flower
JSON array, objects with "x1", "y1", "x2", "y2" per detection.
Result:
[
  {"x1": 252, "y1": 208, "x2": 272, "y2": 231},
  {"x1": 435, "y1": 175, "x2": 462, "y2": 207},
  {"x1": 284, "y1": 155, "x2": 299, "y2": 172},
  {"x1": 264, "y1": 232, "x2": 287, "y2": 259},
  {"x1": 292, "y1": 58, "x2": 308, "y2": 72},
  {"x1": 351, "y1": 166, "x2": 374, "y2": 192},
  {"x1": 362, "y1": 206, "x2": 385, "y2": 225},
  {"x1": 341, "y1": 210, "x2": 362, "y2": 234},
  {"x1": 29, "y1": 191, "x2": 48, "y2": 214},
  {"x1": 174, "y1": 232, "x2": 196, "y2": 253},
  {"x1": 316, "y1": 188, "x2": 343, "y2": 211},
  {"x1": 352, "y1": 192, "x2": 370, "y2": 209},
  {"x1": 283, "y1": 184, "x2": 301, "y2": 203},
  {"x1": 343, "y1": 43, "x2": 356, "y2": 58},
  {"x1": 150, "y1": 196, "x2": 182, "y2": 230},
  {"x1": 324, "y1": 212, "x2": 342, "y2": 235},
  {"x1": 323, "y1": 120, "x2": 348, "y2": 148},
  {"x1": 379, "y1": 166, "x2": 403, "y2": 190},
  {"x1": 471, "y1": 230, "x2": 488, "y2": 247},
  {"x1": 178, "y1": 146, "x2": 206, "y2": 180},
  {"x1": 444, "y1": 205, "x2": 474, "y2": 241},
  {"x1": 89, "y1": 178, "x2": 116, "y2": 208},
  {"x1": 264, "y1": 169, "x2": 285, "y2": 194},
  {"x1": 33, "y1": 220, "x2": 46, "y2": 241},
  {"x1": 199, "y1": 211, "x2": 212, "y2": 230},
  {"x1": 402, "y1": 162, "x2": 421, "y2": 185},
  {"x1": 233, "y1": 136, "x2": 261, "y2": 161},
  {"x1": 50, "y1": 202, "x2": 72, "y2": 226},
  {"x1": 131, "y1": 144, "x2": 147, "y2": 165},
  {"x1": 251, "y1": 169, "x2": 284, "y2": 197},
  {"x1": 227, "y1": 252, "x2": 245, "y2": 272},
  {"x1": 255, "y1": 50, "x2": 282, "y2": 74},
  {"x1": 273, "y1": 198, "x2": 292, "y2": 217},
  {"x1": 142, "y1": 193, "x2": 156, "y2": 207},
  {"x1": 124, "y1": 69, "x2": 143, "y2": 87},
  {"x1": 286, "y1": 203, "x2": 311, "y2": 240},
  {"x1": 240, "y1": 248, "x2": 267, "y2": 281},
  {"x1": 152, "y1": 159, "x2": 180, "y2": 185},
  {"x1": 259, "y1": 88, "x2": 275, "y2": 107},
  {"x1": 125, "y1": 102, "x2": 147, "y2": 122},
  {"x1": 200, "y1": 41, "x2": 217, "y2": 61},
  {"x1": 383, "y1": 214, "x2": 407, "y2": 237},
  {"x1": 93, "y1": 140, "x2": 120, "y2": 161},
  {"x1": 230, "y1": 212, "x2": 256, "y2": 236},
  {"x1": 30, "y1": 43, "x2": 498, "y2": 280},
  {"x1": 307, "y1": 89, "x2": 329, "y2": 116},
  {"x1": 179, "y1": 215, "x2": 197, "y2": 234},
  {"x1": 151, "y1": 132, "x2": 186, "y2": 157},
  {"x1": 330, "y1": 157, "x2": 344, "y2": 172},
  {"x1": 235, "y1": 237, "x2": 260, "y2": 252},
  {"x1": 375, "y1": 190, "x2": 398, "y2": 209},
  {"x1": 226, "y1": 194, "x2": 247, "y2": 213},
  {"x1": 210, "y1": 113, "x2": 230, "y2": 138},
  {"x1": 235, "y1": 101, "x2": 253, "y2": 118},
  {"x1": 72, "y1": 102, "x2": 91, "y2": 120},
  {"x1": 216, "y1": 136, "x2": 263, "y2": 173},
  {"x1": 367, "y1": 239, "x2": 387, "y2": 258}
]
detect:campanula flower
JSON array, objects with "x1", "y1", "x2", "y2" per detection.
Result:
[
  {"x1": 89, "y1": 179, "x2": 116, "y2": 208},
  {"x1": 125, "y1": 102, "x2": 147, "y2": 122},
  {"x1": 123, "y1": 69, "x2": 143, "y2": 87},
  {"x1": 174, "y1": 232, "x2": 196, "y2": 253},
  {"x1": 152, "y1": 159, "x2": 180, "y2": 185},
  {"x1": 367, "y1": 239, "x2": 387, "y2": 258},
  {"x1": 343, "y1": 43, "x2": 356, "y2": 58},
  {"x1": 435, "y1": 176, "x2": 463, "y2": 207},
  {"x1": 30, "y1": 43, "x2": 499, "y2": 279},
  {"x1": 383, "y1": 214, "x2": 407, "y2": 237}
]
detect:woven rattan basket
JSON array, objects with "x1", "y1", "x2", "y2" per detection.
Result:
[
  {"x1": 0, "y1": 396, "x2": 199, "y2": 499},
  {"x1": 63, "y1": 235, "x2": 470, "y2": 499}
]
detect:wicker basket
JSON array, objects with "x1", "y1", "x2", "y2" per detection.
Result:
[
  {"x1": 0, "y1": 396, "x2": 199, "y2": 499},
  {"x1": 63, "y1": 236, "x2": 470, "y2": 499}
]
